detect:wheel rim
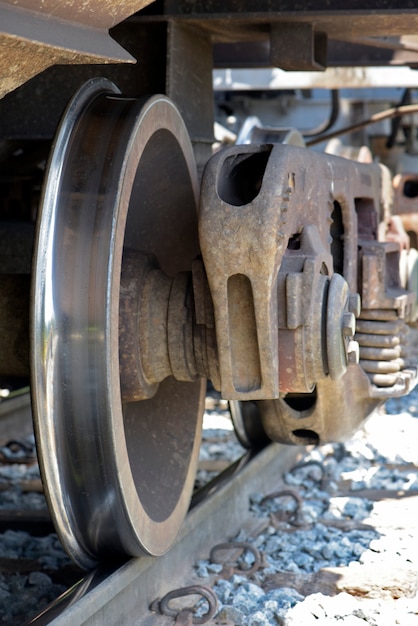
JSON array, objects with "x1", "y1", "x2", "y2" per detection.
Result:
[
  {"x1": 229, "y1": 400, "x2": 270, "y2": 449},
  {"x1": 31, "y1": 78, "x2": 205, "y2": 569}
]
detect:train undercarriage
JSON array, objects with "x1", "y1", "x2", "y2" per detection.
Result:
[{"x1": 2, "y1": 0, "x2": 418, "y2": 568}]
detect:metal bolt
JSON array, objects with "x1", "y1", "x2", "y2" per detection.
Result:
[
  {"x1": 348, "y1": 293, "x2": 361, "y2": 317},
  {"x1": 347, "y1": 340, "x2": 360, "y2": 364},
  {"x1": 342, "y1": 312, "x2": 356, "y2": 337}
]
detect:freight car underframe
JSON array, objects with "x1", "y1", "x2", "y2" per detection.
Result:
[{"x1": 1, "y1": 1, "x2": 418, "y2": 569}]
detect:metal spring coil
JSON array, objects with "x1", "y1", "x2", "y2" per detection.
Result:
[{"x1": 355, "y1": 309, "x2": 408, "y2": 387}]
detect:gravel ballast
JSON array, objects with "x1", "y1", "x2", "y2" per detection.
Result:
[
  {"x1": 1, "y1": 389, "x2": 418, "y2": 623},
  {"x1": 193, "y1": 390, "x2": 418, "y2": 625}
]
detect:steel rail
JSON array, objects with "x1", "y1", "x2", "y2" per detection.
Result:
[{"x1": 26, "y1": 443, "x2": 303, "y2": 625}]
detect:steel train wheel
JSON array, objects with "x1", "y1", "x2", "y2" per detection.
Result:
[
  {"x1": 229, "y1": 401, "x2": 270, "y2": 449},
  {"x1": 31, "y1": 78, "x2": 205, "y2": 569}
]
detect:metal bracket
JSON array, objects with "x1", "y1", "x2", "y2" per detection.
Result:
[
  {"x1": 270, "y1": 22, "x2": 327, "y2": 71},
  {"x1": 199, "y1": 143, "x2": 382, "y2": 400}
]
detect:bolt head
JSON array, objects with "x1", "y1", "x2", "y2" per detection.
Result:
[
  {"x1": 348, "y1": 293, "x2": 361, "y2": 317},
  {"x1": 343, "y1": 312, "x2": 356, "y2": 337},
  {"x1": 347, "y1": 340, "x2": 360, "y2": 365}
]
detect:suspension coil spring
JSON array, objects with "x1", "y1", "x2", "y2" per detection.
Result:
[{"x1": 355, "y1": 309, "x2": 409, "y2": 387}]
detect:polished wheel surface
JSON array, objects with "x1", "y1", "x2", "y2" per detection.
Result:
[
  {"x1": 31, "y1": 78, "x2": 205, "y2": 569},
  {"x1": 229, "y1": 400, "x2": 270, "y2": 449}
]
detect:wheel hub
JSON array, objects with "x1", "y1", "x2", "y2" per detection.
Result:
[{"x1": 119, "y1": 250, "x2": 219, "y2": 402}]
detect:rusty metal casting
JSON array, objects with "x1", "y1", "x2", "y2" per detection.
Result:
[
  {"x1": 9, "y1": 131, "x2": 418, "y2": 447},
  {"x1": 256, "y1": 371, "x2": 382, "y2": 444},
  {"x1": 199, "y1": 143, "x2": 372, "y2": 401},
  {"x1": 5, "y1": 0, "x2": 418, "y2": 579},
  {"x1": 199, "y1": 143, "x2": 418, "y2": 444},
  {"x1": 119, "y1": 252, "x2": 219, "y2": 402},
  {"x1": 277, "y1": 226, "x2": 360, "y2": 393},
  {"x1": 29, "y1": 74, "x2": 418, "y2": 482}
]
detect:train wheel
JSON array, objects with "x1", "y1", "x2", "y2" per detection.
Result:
[
  {"x1": 229, "y1": 401, "x2": 270, "y2": 449},
  {"x1": 31, "y1": 78, "x2": 205, "y2": 569}
]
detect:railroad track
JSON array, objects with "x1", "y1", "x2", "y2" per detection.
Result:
[
  {"x1": 0, "y1": 390, "x2": 302, "y2": 624},
  {"x1": 23, "y1": 443, "x2": 299, "y2": 625},
  {"x1": 30, "y1": 412, "x2": 418, "y2": 624},
  {"x1": 2, "y1": 391, "x2": 418, "y2": 624},
  {"x1": 0, "y1": 388, "x2": 418, "y2": 626}
]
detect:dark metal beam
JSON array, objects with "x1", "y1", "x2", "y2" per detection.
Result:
[
  {"x1": 213, "y1": 39, "x2": 418, "y2": 69},
  {"x1": 137, "y1": 2, "x2": 418, "y2": 41}
]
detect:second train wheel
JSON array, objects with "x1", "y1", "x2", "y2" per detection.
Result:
[
  {"x1": 31, "y1": 78, "x2": 205, "y2": 569},
  {"x1": 229, "y1": 401, "x2": 271, "y2": 449}
]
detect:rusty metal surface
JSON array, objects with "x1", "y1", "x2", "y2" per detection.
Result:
[
  {"x1": 2, "y1": 0, "x2": 153, "y2": 30},
  {"x1": 0, "y1": 34, "x2": 117, "y2": 102},
  {"x1": 198, "y1": 142, "x2": 418, "y2": 443},
  {"x1": 119, "y1": 251, "x2": 164, "y2": 402},
  {"x1": 257, "y1": 370, "x2": 379, "y2": 445},
  {"x1": 4, "y1": 0, "x2": 418, "y2": 103},
  {"x1": 199, "y1": 144, "x2": 379, "y2": 402},
  {"x1": 277, "y1": 231, "x2": 359, "y2": 393},
  {"x1": 0, "y1": 23, "x2": 169, "y2": 139},
  {"x1": 119, "y1": 251, "x2": 219, "y2": 403},
  {"x1": 0, "y1": 0, "x2": 154, "y2": 99}
]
